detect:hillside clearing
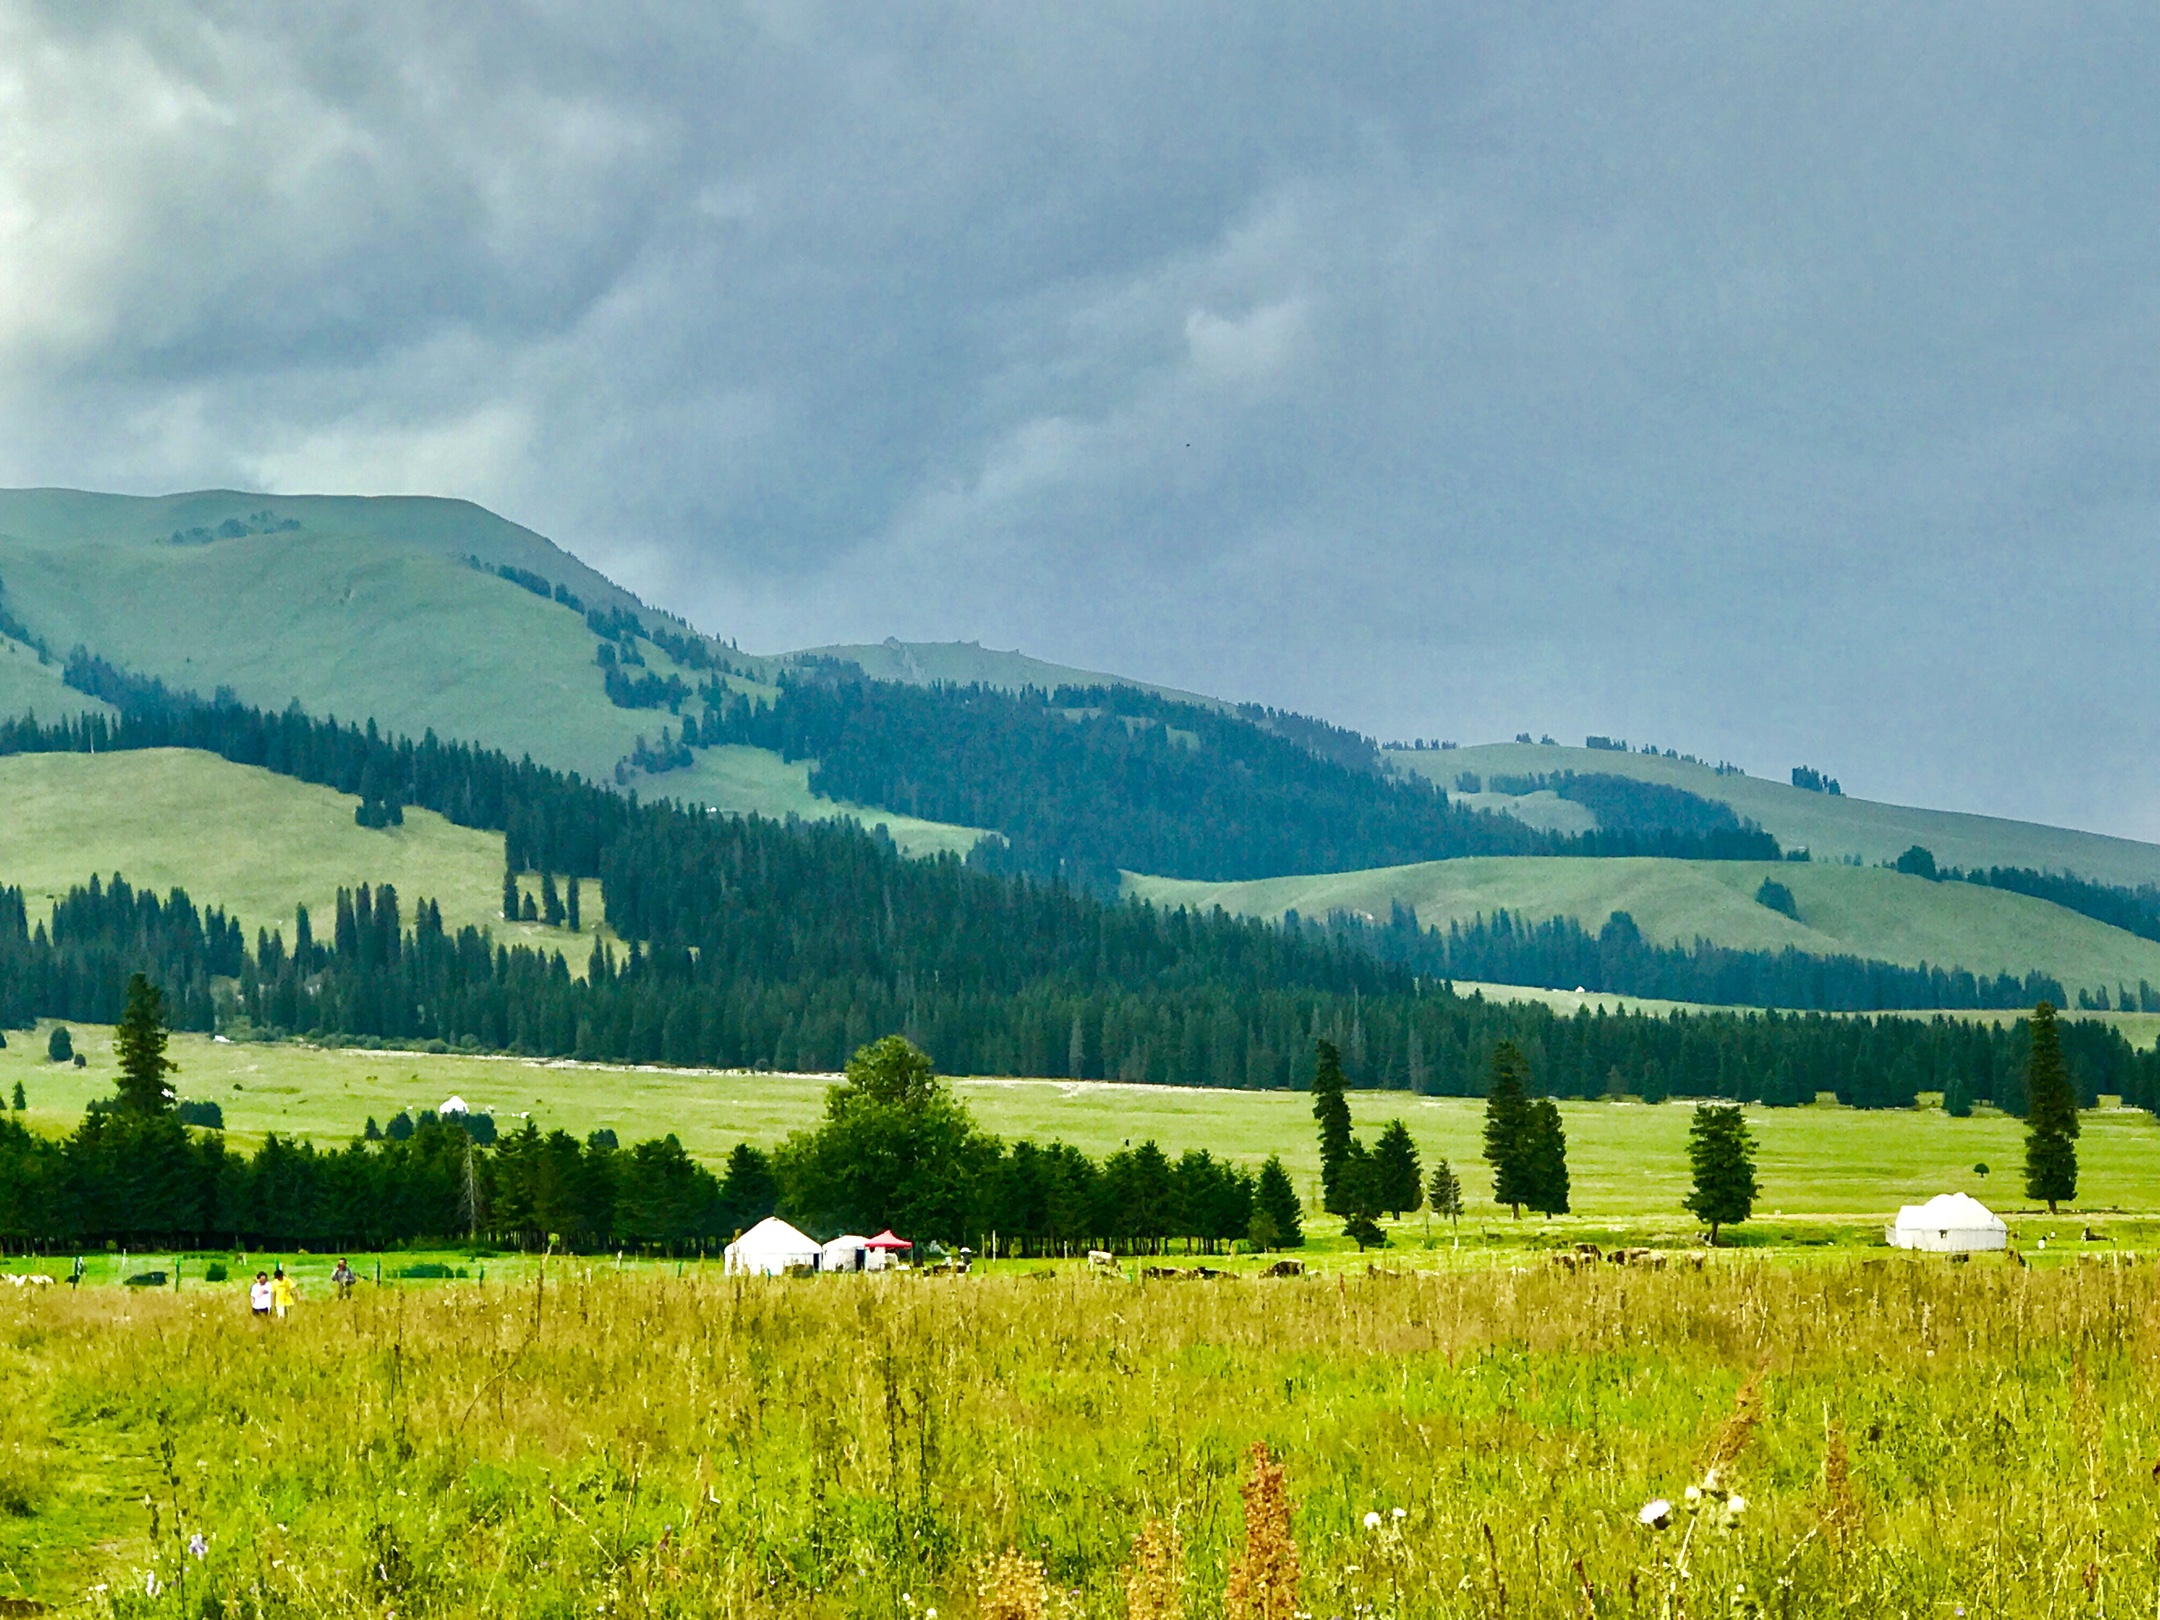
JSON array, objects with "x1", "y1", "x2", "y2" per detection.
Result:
[
  {"x1": 1128, "y1": 853, "x2": 2160, "y2": 1000},
  {"x1": 0, "y1": 748, "x2": 597, "y2": 951},
  {"x1": 1401, "y1": 738, "x2": 2160, "y2": 884}
]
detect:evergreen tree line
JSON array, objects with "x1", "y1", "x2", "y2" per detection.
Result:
[
  {"x1": 696, "y1": 674, "x2": 1778, "y2": 887},
  {"x1": 1319, "y1": 904, "x2": 2070, "y2": 1012},
  {"x1": 0, "y1": 1021, "x2": 1307, "y2": 1255},
  {"x1": 5, "y1": 866, "x2": 2158, "y2": 1122}
]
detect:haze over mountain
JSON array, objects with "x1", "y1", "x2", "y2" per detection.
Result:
[{"x1": 2, "y1": 9, "x2": 2158, "y2": 838}]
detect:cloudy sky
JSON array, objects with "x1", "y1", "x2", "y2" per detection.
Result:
[{"x1": 4, "y1": 4, "x2": 2158, "y2": 835}]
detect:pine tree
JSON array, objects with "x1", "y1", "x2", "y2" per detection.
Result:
[
  {"x1": 1372, "y1": 1119, "x2": 1422, "y2": 1218},
  {"x1": 113, "y1": 973, "x2": 176, "y2": 1115},
  {"x1": 1426, "y1": 1158, "x2": 1463, "y2": 1226},
  {"x1": 1254, "y1": 1155, "x2": 1304, "y2": 1249},
  {"x1": 1311, "y1": 1039, "x2": 1353, "y2": 1214},
  {"x1": 46, "y1": 1026, "x2": 71, "y2": 1064},
  {"x1": 1482, "y1": 1040, "x2": 1533, "y2": 1216},
  {"x1": 10, "y1": 1080, "x2": 24, "y2": 1111},
  {"x1": 1683, "y1": 1103, "x2": 1757, "y2": 1245},
  {"x1": 567, "y1": 877, "x2": 582, "y2": 932},
  {"x1": 2023, "y1": 1000, "x2": 2079, "y2": 1213},
  {"x1": 502, "y1": 866, "x2": 520, "y2": 922},
  {"x1": 542, "y1": 872, "x2": 564, "y2": 927},
  {"x1": 1522, "y1": 1098, "x2": 1570, "y2": 1217}
]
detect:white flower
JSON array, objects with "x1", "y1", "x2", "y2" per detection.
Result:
[
  {"x1": 1391, "y1": 1507, "x2": 1406, "y2": 1521},
  {"x1": 1363, "y1": 1511, "x2": 1382, "y2": 1531},
  {"x1": 1724, "y1": 1495, "x2": 1747, "y2": 1518},
  {"x1": 1637, "y1": 1498, "x2": 1673, "y2": 1529},
  {"x1": 188, "y1": 1533, "x2": 208, "y2": 1558},
  {"x1": 145, "y1": 1572, "x2": 163, "y2": 1598},
  {"x1": 1683, "y1": 1484, "x2": 1703, "y2": 1504}
]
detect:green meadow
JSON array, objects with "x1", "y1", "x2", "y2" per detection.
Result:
[{"x1": 10, "y1": 1024, "x2": 2160, "y2": 1230}]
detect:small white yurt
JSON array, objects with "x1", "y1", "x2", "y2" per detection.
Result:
[
  {"x1": 724, "y1": 1216, "x2": 822, "y2": 1275},
  {"x1": 822, "y1": 1235, "x2": 872, "y2": 1273},
  {"x1": 1887, "y1": 1193, "x2": 2007, "y2": 1253}
]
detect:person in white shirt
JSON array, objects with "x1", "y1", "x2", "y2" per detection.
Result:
[{"x1": 249, "y1": 1271, "x2": 273, "y2": 1317}]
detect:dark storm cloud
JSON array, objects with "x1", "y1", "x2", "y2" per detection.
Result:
[{"x1": 4, "y1": 4, "x2": 2159, "y2": 833}]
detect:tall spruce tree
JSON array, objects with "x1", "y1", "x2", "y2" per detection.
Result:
[
  {"x1": 1522, "y1": 1097, "x2": 1570, "y2": 1217},
  {"x1": 1254, "y1": 1155, "x2": 1304, "y2": 1249},
  {"x1": 1683, "y1": 1103, "x2": 1757, "y2": 1245},
  {"x1": 1482, "y1": 1041, "x2": 1533, "y2": 1216},
  {"x1": 1312, "y1": 1039, "x2": 1354, "y2": 1214},
  {"x1": 2023, "y1": 1000, "x2": 2079, "y2": 1213},
  {"x1": 1426, "y1": 1158, "x2": 1463, "y2": 1227},
  {"x1": 1372, "y1": 1119, "x2": 1423, "y2": 1218},
  {"x1": 566, "y1": 876, "x2": 582, "y2": 932},
  {"x1": 502, "y1": 865, "x2": 520, "y2": 922},
  {"x1": 113, "y1": 973, "x2": 176, "y2": 1114}
]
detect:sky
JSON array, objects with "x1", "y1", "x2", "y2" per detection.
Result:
[{"x1": 3, "y1": 4, "x2": 2159, "y2": 836}]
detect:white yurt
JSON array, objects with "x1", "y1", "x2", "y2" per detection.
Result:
[
  {"x1": 821, "y1": 1235, "x2": 872, "y2": 1273},
  {"x1": 1887, "y1": 1193, "x2": 2008, "y2": 1252},
  {"x1": 724, "y1": 1216, "x2": 823, "y2": 1275}
]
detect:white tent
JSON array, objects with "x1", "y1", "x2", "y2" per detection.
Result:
[
  {"x1": 1887, "y1": 1193, "x2": 2007, "y2": 1252},
  {"x1": 822, "y1": 1235, "x2": 873, "y2": 1272},
  {"x1": 724, "y1": 1217, "x2": 823, "y2": 1275}
]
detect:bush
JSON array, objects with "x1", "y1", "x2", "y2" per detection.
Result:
[
  {"x1": 177, "y1": 1099, "x2": 226, "y2": 1129},
  {"x1": 46, "y1": 1026, "x2": 71, "y2": 1063},
  {"x1": 203, "y1": 1261, "x2": 229, "y2": 1283}
]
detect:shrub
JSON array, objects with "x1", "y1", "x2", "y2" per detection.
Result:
[
  {"x1": 45, "y1": 1026, "x2": 71, "y2": 1063},
  {"x1": 203, "y1": 1262, "x2": 229, "y2": 1283},
  {"x1": 1754, "y1": 878, "x2": 1798, "y2": 919}
]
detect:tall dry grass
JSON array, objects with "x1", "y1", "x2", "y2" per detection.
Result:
[{"x1": 1, "y1": 1255, "x2": 2158, "y2": 1616}]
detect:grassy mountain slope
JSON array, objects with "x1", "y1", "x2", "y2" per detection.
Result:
[
  {"x1": 0, "y1": 748, "x2": 596, "y2": 950},
  {"x1": 1126, "y1": 855, "x2": 2160, "y2": 1000},
  {"x1": 0, "y1": 488, "x2": 988, "y2": 850},
  {"x1": 1397, "y1": 741, "x2": 2160, "y2": 885}
]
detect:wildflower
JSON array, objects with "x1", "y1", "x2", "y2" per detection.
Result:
[
  {"x1": 1390, "y1": 1507, "x2": 1405, "y2": 1522},
  {"x1": 1637, "y1": 1499, "x2": 1673, "y2": 1529},
  {"x1": 1703, "y1": 1468, "x2": 1720, "y2": 1491},
  {"x1": 188, "y1": 1533, "x2": 208, "y2": 1559},
  {"x1": 1724, "y1": 1495, "x2": 1747, "y2": 1519},
  {"x1": 1683, "y1": 1485, "x2": 1703, "y2": 1505},
  {"x1": 1363, "y1": 1511, "x2": 1381, "y2": 1531},
  {"x1": 145, "y1": 1572, "x2": 163, "y2": 1598}
]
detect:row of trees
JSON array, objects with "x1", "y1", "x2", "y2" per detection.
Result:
[{"x1": 0, "y1": 1013, "x2": 1307, "y2": 1254}]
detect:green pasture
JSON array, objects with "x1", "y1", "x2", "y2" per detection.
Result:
[
  {"x1": 1130, "y1": 852, "x2": 2160, "y2": 1000},
  {"x1": 1398, "y1": 737, "x2": 2160, "y2": 884},
  {"x1": 0, "y1": 748, "x2": 600, "y2": 952},
  {"x1": 10, "y1": 1023, "x2": 2160, "y2": 1225}
]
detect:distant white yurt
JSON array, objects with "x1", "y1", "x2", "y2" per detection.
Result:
[
  {"x1": 822, "y1": 1235, "x2": 873, "y2": 1273},
  {"x1": 439, "y1": 1096, "x2": 469, "y2": 1117},
  {"x1": 724, "y1": 1217, "x2": 822, "y2": 1275},
  {"x1": 1887, "y1": 1193, "x2": 2007, "y2": 1252}
]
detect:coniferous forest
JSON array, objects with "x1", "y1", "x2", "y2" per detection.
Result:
[{"x1": 696, "y1": 673, "x2": 1779, "y2": 885}]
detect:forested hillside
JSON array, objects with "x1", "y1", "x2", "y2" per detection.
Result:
[{"x1": 702, "y1": 674, "x2": 1776, "y2": 885}]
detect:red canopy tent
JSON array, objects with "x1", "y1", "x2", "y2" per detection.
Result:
[{"x1": 866, "y1": 1230, "x2": 912, "y2": 1251}]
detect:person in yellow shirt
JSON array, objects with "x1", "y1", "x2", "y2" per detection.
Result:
[{"x1": 270, "y1": 1264, "x2": 296, "y2": 1319}]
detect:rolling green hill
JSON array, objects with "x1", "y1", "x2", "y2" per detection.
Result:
[
  {"x1": 0, "y1": 487, "x2": 987, "y2": 849},
  {"x1": 0, "y1": 747, "x2": 595, "y2": 950},
  {"x1": 1396, "y1": 740, "x2": 2160, "y2": 886},
  {"x1": 1127, "y1": 855, "x2": 2160, "y2": 1001}
]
